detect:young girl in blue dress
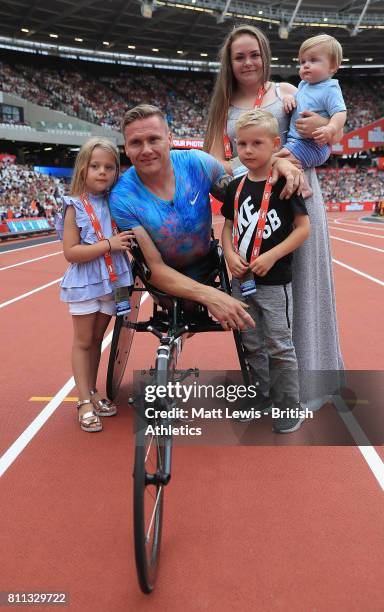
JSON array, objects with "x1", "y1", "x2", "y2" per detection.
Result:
[{"x1": 57, "y1": 138, "x2": 133, "y2": 432}]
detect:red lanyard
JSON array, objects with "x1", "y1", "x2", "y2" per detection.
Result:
[
  {"x1": 233, "y1": 167, "x2": 273, "y2": 263},
  {"x1": 80, "y1": 193, "x2": 118, "y2": 283},
  {"x1": 223, "y1": 85, "x2": 266, "y2": 160}
]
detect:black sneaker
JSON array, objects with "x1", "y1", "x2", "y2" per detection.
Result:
[
  {"x1": 235, "y1": 395, "x2": 273, "y2": 423},
  {"x1": 272, "y1": 403, "x2": 305, "y2": 433}
]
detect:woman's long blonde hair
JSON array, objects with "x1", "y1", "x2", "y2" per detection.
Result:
[
  {"x1": 69, "y1": 137, "x2": 120, "y2": 195},
  {"x1": 204, "y1": 25, "x2": 271, "y2": 153}
]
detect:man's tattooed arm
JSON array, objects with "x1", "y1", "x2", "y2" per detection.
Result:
[{"x1": 210, "y1": 174, "x2": 234, "y2": 201}]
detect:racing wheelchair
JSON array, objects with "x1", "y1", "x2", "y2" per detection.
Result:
[{"x1": 106, "y1": 239, "x2": 250, "y2": 594}]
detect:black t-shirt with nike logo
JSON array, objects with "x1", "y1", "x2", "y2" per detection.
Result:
[{"x1": 221, "y1": 176, "x2": 308, "y2": 285}]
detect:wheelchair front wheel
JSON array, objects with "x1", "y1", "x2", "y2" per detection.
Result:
[
  {"x1": 133, "y1": 407, "x2": 166, "y2": 594},
  {"x1": 133, "y1": 338, "x2": 176, "y2": 593}
]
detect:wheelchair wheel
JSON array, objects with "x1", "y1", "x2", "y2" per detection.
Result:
[
  {"x1": 218, "y1": 250, "x2": 251, "y2": 386},
  {"x1": 133, "y1": 340, "x2": 175, "y2": 594},
  {"x1": 133, "y1": 406, "x2": 166, "y2": 594},
  {"x1": 106, "y1": 271, "x2": 143, "y2": 400},
  {"x1": 232, "y1": 328, "x2": 250, "y2": 386}
]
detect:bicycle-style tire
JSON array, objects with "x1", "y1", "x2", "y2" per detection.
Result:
[
  {"x1": 106, "y1": 271, "x2": 143, "y2": 400},
  {"x1": 133, "y1": 408, "x2": 165, "y2": 594},
  {"x1": 133, "y1": 344, "x2": 175, "y2": 594},
  {"x1": 232, "y1": 328, "x2": 251, "y2": 386}
]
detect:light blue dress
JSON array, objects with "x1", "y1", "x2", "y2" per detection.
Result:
[{"x1": 56, "y1": 193, "x2": 133, "y2": 303}]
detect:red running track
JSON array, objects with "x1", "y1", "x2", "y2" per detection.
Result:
[{"x1": 0, "y1": 212, "x2": 383, "y2": 611}]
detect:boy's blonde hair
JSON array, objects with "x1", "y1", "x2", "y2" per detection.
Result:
[
  {"x1": 299, "y1": 34, "x2": 343, "y2": 71},
  {"x1": 235, "y1": 109, "x2": 279, "y2": 137},
  {"x1": 70, "y1": 137, "x2": 120, "y2": 195}
]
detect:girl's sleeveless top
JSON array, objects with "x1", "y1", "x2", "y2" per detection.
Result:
[{"x1": 57, "y1": 193, "x2": 133, "y2": 303}]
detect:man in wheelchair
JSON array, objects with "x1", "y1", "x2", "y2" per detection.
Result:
[
  {"x1": 109, "y1": 103, "x2": 254, "y2": 331},
  {"x1": 110, "y1": 104, "x2": 301, "y2": 332},
  {"x1": 128, "y1": 233, "x2": 230, "y2": 327}
]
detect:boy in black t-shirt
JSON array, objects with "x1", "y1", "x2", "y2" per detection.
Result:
[{"x1": 221, "y1": 109, "x2": 310, "y2": 433}]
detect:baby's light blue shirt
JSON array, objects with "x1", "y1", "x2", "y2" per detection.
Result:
[{"x1": 288, "y1": 78, "x2": 346, "y2": 141}]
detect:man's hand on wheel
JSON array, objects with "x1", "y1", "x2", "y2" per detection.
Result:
[{"x1": 204, "y1": 289, "x2": 255, "y2": 331}]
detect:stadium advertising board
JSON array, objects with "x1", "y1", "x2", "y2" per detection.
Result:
[
  {"x1": 0, "y1": 153, "x2": 16, "y2": 163},
  {"x1": 332, "y1": 117, "x2": 384, "y2": 155}
]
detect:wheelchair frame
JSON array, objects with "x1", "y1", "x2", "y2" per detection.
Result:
[
  {"x1": 106, "y1": 240, "x2": 250, "y2": 594},
  {"x1": 106, "y1": 241, "x2": 250, "y2": 401}
]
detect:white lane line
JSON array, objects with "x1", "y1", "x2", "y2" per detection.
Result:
[
  {"x1": 330, "y1": 226, "x2": 384, "y2": 239},
  {"x1": 333, "y1": 259, "x2": 384, "y2": 287},
  {"x1": 0, "y1": 374, "x2": 77, "y2": 478},
  {"x1": 0, "y1": 277, "x2": 63, "y2": 309},
  {"x1": 0, "y1": 239, "x2": 60, "y2": 255},
  {"x1": 331, "y1": 396, "x2": 384, "y2": 491},
  {"x1": 0, "y1": 293, "x2": 149, "y2": 478},
  {"x1": 332, "y1": 215, "x2": 384, "y2": 226},
  {"x1": 330, "y1": 235, "x2": 384, "y2": 253},
  {"x1": 358, "y1": 447, "x2": 384, "y2": 491},
  {"x1": 332, "y1": 218, "x2": 384, "y2": 231},
  {"x1": 0, "y1": 251, "x2": 63, "y2": 271}
]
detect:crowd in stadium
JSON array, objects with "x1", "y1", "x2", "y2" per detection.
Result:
[
  {"x1": 0, "y1": 60, "x2": 211, "y2": 136},
  {"x1": 1, "y1": 158, "x2": 383, "y2": 222},
  {"x1": 317, "y1": 166, "x2": 384, "y2": 202},
  {"x1": 0, "y1": 61, "x2": 54, "y2": 116},
  {"x1": 0, "y1": 160, "x2": 64, "y2": 220},
  {"x1": 342, "y1": 81, "x2": 384, "y2": 132},
  {"x1": 1, "y1": 59, "x2": 384, "y2": 136},
  {"x1": 1, "y1": 57, "x2": 384, "y2": 220}
]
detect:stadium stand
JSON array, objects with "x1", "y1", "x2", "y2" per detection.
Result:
[
  {"x1": 0, "y1": 59, "x2": 210, "y2": 137},
  {"x1": 1, "y1": 57, "x2": 384, "y2": 138},
  {"x1": 0, "y1": 160, "x2": 64, "y2": 220},
  {"x1": 317, "y1": 167, "x2": 384, "y2": 202},
  {"x1": 341, "y1": 80, "x2": 384, "y2": 132},
  {"x1": 1, "y1": 53, "x2": 384, "y2": 221},
  {"x1": 1, "y1": 160, "x2": 383, "y2": 223}
]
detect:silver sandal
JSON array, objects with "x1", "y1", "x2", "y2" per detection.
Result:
[
  {"x1": 90, "y1": 389, "x2": 117, "y2": 417},
  {"x1": 77, "y1": 399, "x2": 103, "y2": 432}
]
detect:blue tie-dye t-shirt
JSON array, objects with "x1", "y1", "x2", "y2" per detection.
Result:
[{"x1": 110, "y1": 149, "x2": 224, "y2": 269}]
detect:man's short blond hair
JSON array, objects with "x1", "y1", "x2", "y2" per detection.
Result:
[
  {"x1": 121, "y1": 104, "x2": 168, "y2": 133},
  {"x1": 235, "y1": 109, "x2": 279, "y2": 137},
  {"x1": 299, "y1": 34, "x2": 343, "y2": 71}
]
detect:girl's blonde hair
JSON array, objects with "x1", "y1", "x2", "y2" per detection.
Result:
[
  {"x1": 70, "y1": 137, "x2": 120, "y2": 195},
  {"x1": 299, "y1": 34, "x2": 343, "y2": 71},
  {"x1": 204, "y1": 25, "x2": 271, "y2": 153}
]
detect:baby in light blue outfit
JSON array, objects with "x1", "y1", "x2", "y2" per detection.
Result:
[{"x1": 280, "y1": 34, "x2": 347, "y2": 194}]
